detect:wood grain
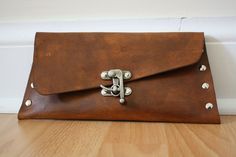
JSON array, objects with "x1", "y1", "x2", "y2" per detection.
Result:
[{"x1": 0, "y1": 114, "x2": 236, "y2": 157}]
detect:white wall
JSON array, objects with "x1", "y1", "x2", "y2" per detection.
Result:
[
  {"x1": 0, "y1": 17, "x2": 236, "y2": 114},
  {"x1": 0, "y1": 0, "x2": 236, "y2": 22}
]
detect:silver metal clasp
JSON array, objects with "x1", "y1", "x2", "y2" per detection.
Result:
[{"x1": 100, "y1": 69, "x2": 132, "y2": 104}]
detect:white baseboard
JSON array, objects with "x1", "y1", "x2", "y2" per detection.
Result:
[
  {"x1": 0, "y1": 17, "x2": 236, "y2": 114},
  {"x1": 217, "y1": 99, "x2": 236, "y2": 115},
  {"x1": 0, "y1": 98, "x2": 22, "y2": 113},
  {"x1": 0, "y1": 98, "x2": 235, "y2": 115}
]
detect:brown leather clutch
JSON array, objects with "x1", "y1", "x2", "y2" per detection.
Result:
[{"x1": 18, "y1": 32, "x2": 220, "y2": 123}]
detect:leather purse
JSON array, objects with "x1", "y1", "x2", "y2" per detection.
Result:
[{"x1": 18, "y1": 32, "x2": 220, "y2": 123}]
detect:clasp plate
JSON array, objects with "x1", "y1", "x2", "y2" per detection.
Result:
[{"x1": 100, "y1": 69, "x2": 132, "y2": 104}]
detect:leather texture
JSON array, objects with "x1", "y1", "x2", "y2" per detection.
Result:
[{"x1": 18, "y1": 32, "x2": 220, "y2": 123}]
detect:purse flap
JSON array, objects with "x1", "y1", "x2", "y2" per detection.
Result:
[{"x1": 33, "y1": 32, "x2": 204, "y2": 95}]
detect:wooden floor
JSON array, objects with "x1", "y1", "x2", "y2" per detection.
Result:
[{"x1": 0, "y1": 115, "x2": 236, "y2": 157}]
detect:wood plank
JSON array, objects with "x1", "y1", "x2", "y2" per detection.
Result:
[{"x1": 0, "y1": 114, "x2": 236, "y2": 157}]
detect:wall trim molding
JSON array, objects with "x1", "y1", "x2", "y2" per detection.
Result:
[
  {"x1": 0, "y1": 98, "x2": 235, "y2": 115},
  {"x1": 217, "y1": 99, "x2": 236, "y2": 115},
  {"x1": 0, "y1": 17, "x2": 235, "y2": 114},
  {"x1": 0, "y1": 98, "x2": 22, "y2": 113}
]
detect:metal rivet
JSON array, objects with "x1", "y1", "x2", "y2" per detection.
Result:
[
  {"x1": 199, "y1": 65, "x2": 207, "y2": 71},
  {"x1": 205, "y1": 103, "x2": 213, "y2": 110},
  {"x1": 125, "y1": 87, "x2": 132, "y2": 96},
  {"x1": 202, "y1": 83, "x2": 209, "y2": 89},
  {"x1": 108, "y1": 70, "x2": 116, "y2": 77},
  {"x1": 25, "y1": 99, "x2": 32, "y2": 106},
  {"x1": 101, "y1": 89, "x2": 107, "y2": 95},
  {"x1": 124, "y1": 72, "x2": 132, "y2": 79},
  {"x1": 30, "y1": 82, "x2": 34, "y2": 88},
  {"x1": 120, "y1": 98, "x2": 125, "y2": 104},
  {"x1": 100, "y1": 71, "x2": 108, "y2": 79}
]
